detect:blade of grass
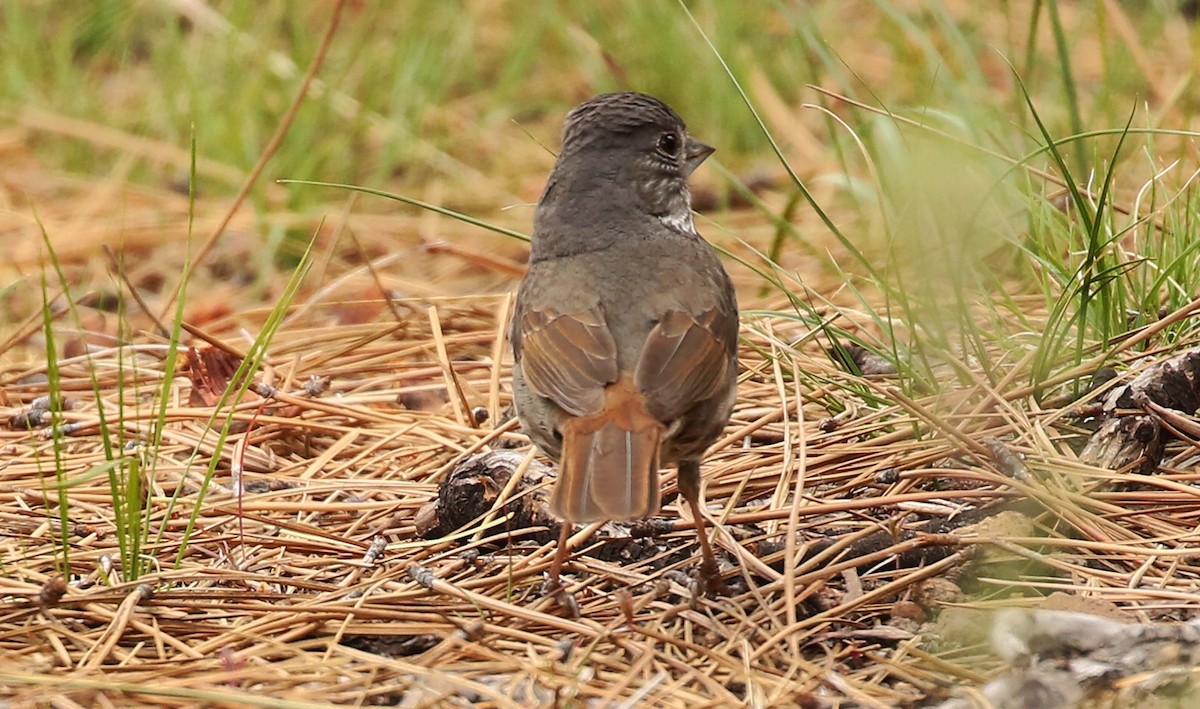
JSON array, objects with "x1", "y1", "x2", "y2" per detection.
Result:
[
  {"x1": 37, "y1": 269, "x2": 71, "y2": 578},
  {"x1": 168, "y1": 223, "x2": 321, "y2": 566},
  {"x1": 278, "y1": 179, "x2": 529, "y2": 242}
]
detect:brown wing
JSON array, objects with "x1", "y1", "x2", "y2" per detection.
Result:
[
  {"x1": 634, "y1": 307, "x2": 735, "y2": 420},
  {"x1": 517, "y1": 307, "x2": 619, "y2": 416}
]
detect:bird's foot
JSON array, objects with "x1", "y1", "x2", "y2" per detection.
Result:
[
  {"x1": 698, "y1": 556, "x2": 726, "y2": 597},
  {"x1": 543, "y1": 575, "x2": 581, "y2": 618}
]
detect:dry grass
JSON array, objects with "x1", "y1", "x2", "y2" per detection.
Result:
[
  {"x1": 6, "y1": 1, "x2": 1200, "y2": 706},
  {"x1": 4, "y1": 262, "x2": 1200, "y2": 706}
]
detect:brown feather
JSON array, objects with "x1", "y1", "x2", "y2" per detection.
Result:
[
  {"x1": 551, "y1": 378, "x2": 664, "y2": 522},
  {"x1": 635, "y1": 307, "x2": 732, "y2": 419},
  {"x1": 519, "y1": 307, "x2": 619, "y2": 416}
]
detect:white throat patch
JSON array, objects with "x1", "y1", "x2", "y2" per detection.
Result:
[{"x1": 660, "y1": 209, "x2": 696, "y2": 234}]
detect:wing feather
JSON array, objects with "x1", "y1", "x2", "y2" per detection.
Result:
[
  {"x1": 635, "y1": 307, "x2": 735, "y2": 420},
  {"x1": 518, "y1": 307, "x2": 619, "y2": 416}
]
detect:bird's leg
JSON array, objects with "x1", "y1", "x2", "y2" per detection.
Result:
[
  {"x1": 545, "y1": 522, "x2": 580, "y2": 617},
  {"x1": 677, "y1": 459, "x2": 724, "y2": 595}
]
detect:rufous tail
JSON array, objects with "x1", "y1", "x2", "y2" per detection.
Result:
[{"x1": 551, "y1": 380, "x2": 664, "y2": 522}]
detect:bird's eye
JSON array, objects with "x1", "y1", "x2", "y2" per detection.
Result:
[{"x1": 657, "y1": 132, "x2": 680, "y2": 157}]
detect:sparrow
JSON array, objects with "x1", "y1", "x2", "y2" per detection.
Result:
[{"x1": 511, "y1": 91, "x2": 739, "y2": 609}]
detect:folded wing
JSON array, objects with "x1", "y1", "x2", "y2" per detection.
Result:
[{"x1": 635, "y1": 307, "x2": 735, "y2": 421}]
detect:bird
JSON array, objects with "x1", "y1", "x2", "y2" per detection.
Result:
[{"x1": 510, "y1": 91, "x2": 739, "y2": 611}]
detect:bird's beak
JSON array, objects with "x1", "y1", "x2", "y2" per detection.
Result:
[{"x1": 683, "y1": 139, "x2": 715, "y2": 176}]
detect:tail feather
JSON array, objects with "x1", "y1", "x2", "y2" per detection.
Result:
[{"x1": 551, "y1": 380, "x2": 664, "y2": 522}]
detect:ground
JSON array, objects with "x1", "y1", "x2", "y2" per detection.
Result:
[{"x1": 3, "y1": 1, "x2": 1200, "y2": 707}]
